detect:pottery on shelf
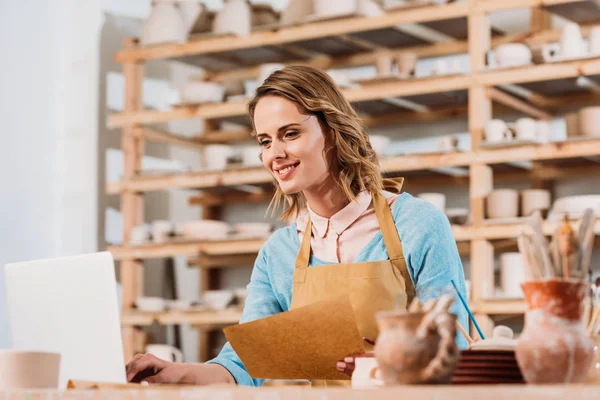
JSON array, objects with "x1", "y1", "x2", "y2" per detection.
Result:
[
  {"x1": 486, "y1": 189, "x2": 519, "y2": 219},
  {"x1": 579, "y1": 106, "x2": 600, "y2": 137},
  {"x1": 543, "y1": 22, "x2": 585, "y2": 62},
  {"x1": 203, "y1": 144, "x2": 235, "y2": 171},
  {"x1": 397, "y1": 52, "x2": 418, "y2": 77},
  {"x1": 484, "y1": 119, "x2": 513, "y2": 143},
  {"x1": 179, "y1": 220, "x2": 230, "y2": 240},
  {"x1": 203, "y1": 290, "x2": 235, "y2": 310},
  {"x1": 445, "y1": 208, "x2": 469, "y2": 226},
  {"x1": 374, "y1": 296, "x2": 459, "y2": 385},
  {"x1": 0, "y1": 351, "x2": 61, "y2": 389},
  {"x1": 418, "y1": 193, "x2": 446, "y2": 212},
  {"x1": 179, "y1": 1, "x2": 212, "y2": 37},
  {"x1": 521, "y1": 189, "x2": 551, "y2": 217},
  {"x1": 179, "y1": 81, "x2": 225, "y2": 105},
  {"x1": 152, "y1": 220, "x2": 173, "y2": 243},
  {"x1": 135, "y1": 297, "x2": 166, "y2": 313},
  {"x1": 213, "y1": 0, "x2": 252, "y2": 37},
  {"x1": 492, "y1": 43, "x2": 532, "y2": 68},
  {"x1": 500, "y1": 252, "x2": 527, "y2": 297},
  {"x1": 251, "y1": 3, "x2": 280, "y2": 27},
  {"x1": 368, "y1": 135, "x2": 391, "y2": 157},
  {"x1": 142, "y1": 0, "x2": 187, "y2": 46},
  {"x1": 516, "y1": 278, "x2": 594, "y2": 384},
  {"x1": 314, "y1": 0, "x2": 358, "y2": 18},
  {"x1": 280, "y1": 0, "x2": 314, "y2": 26},
  {"x1": 259, "y1": 63, "x2": 285, "y2": 84}
]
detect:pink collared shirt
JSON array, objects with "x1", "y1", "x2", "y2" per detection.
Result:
[{"x1": 296, "y1": 191, "x2": 400, "y2": 264}]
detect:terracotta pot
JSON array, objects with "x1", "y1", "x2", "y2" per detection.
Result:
[
  {"x1": 516, "y1": 279, "x2": 594, "y2": 384},
  {"x1": 374, "y1": 310, "x2": 458, "y2": 385}
]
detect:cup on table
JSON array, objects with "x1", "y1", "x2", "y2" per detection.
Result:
[
  {"x1": 500, "y1": 253, "x2": 527, "y2": 298},
  {"x1": 484, "y1": 119, "x2": 513, "y2": 143},
  {"x1": 521, "y1": 189, "x2": 551, "y2": 217},
  {"x1": 437, "y1": 135, "x2": 458, "y2": 152},
  {"x1": 418, "y1": 193, "x2": 446, "y2": 212},
  {"x1": 145, "y1": 344, "x2": 183, "y2": 363},
  {"x1": 486, "y1": 189, "x2": 519, "y2": 219},
  {"x1": 152, "y1": 220, "x2": 173, "y2": 243},
  {"x1": 351, "y1": 357, "x2": 383, "y2": 389},
  {"x1": 0, "y1": 351, "x2": 61, "y2": 389}
]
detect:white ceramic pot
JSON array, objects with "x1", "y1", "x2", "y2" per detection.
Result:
[
  {"x1": 179, "y1": 1, "x2": 208, "y2": 36},
  {"x1": 560, "y1": 22, "x2": 585, "y2": 59},
  {"x1": 369, "y1": 135, "x2": 391, "y2": 156},
  {"x1": 486, "y1": 189, "x2": 519, "y2": 219},
  {"x1": 521, "y1": 189, "x2": 551, "y2": 217},
  {"x1": 314, "y1": 0, "x2": 358, "y2": 17},
  {"x1": 203, "y1": 290, "x2": 235, "y2": 310},
  {"x1": 397, "y1": 52, "x2": 417, "y2": 77},
  {"x1": 445, "y1": 208, "x2": 469, "y2": 225},
  {"x1": 484, "y1": 119, "x2": 513, "y2": 143},
  {"x1": 500, "y1": 252, "x2": 526, "y2": 298},
  {"x1": 130, "y1": 224, "x2": 151, "y2": 245},
  {"x1": 259, "y1": 63, "x2": 285, "y2": 84},
  {"x1": 146, "y1": 345, "x2": 183, "y2": 363},
  {"x1": 135, "y1": 297, "x2": 166, "y2": 312},
  {"x1": 280, "y1": 0, "x2": 313, "y2": 26},
  {"x1": 351, "y1": 357, "x2": 383, "y2": 389},
  {"x1": 418, "y1": 193, "x2": 446, "y2": 212},
  {"x1": 166, "y1": 299, "x2": 193, "y2": 311},
  {"x1": 204, "y1": 144, "x2": 234, "y2": 170},
  {"x1": 326, "y1": 69, "x2": 352, "y2": 88},
  {"x1": 142, "y1": 0, "x2": 187, "y2": 46},
  {"x1": 214, "y1": 0, "x2": 252, "y2": 37},
  {"x1": 590, "y1": 26, "x2": 600, "y2": 56},
  {"x1": 579, "y1": 106, "x2": 600, "y2": 137},
  {"x1": 536, "y1": 121, "x2": 552, "y2": 143},
  {"x1": 180, "y1": 220, "x2": 230, "y2": 240},
  {"x1": 0, "y1": 351, "x2": 61, "y2": 389},
  {"x1": 493, "y1": 44, "x2": 532, "y2": 68},
  {"x1": 180, "y1": 81, "x2": 225, "y2": 104},
  {"x1": 241, "y1": 145, "x2": 263, "y2": 167},
  {"x1": 514, "y1": 118, "x2": 538, "y2": 141},
  {"x1": 152, "y1": 220, "x2": 172, "y2": 243},
  {"x1": 549, "y1": 195, "x2": 600, "y2": 220},
  {"x1": 233, "y1": 288, "x2": 249, "y2": 307}
]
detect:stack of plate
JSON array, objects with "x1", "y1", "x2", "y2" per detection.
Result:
[{"x1": 451, "y1": 350, "x2": 524, "y2": 384}]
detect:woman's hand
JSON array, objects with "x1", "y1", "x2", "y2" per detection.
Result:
[
  {"x1": 336, "y1": 338, "x2": 376, "y2": 377},
  {"x1": 125, "y1": 353, "x2": 194, "y2": 384}
]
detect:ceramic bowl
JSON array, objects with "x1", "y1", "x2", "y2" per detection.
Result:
[
  {"x1": 0, "y1": 351, "x2": 61, "y2": 389},
  {"x1": 203, "y1": 290, "x2": 235, "y2": 310},
  {"x1": 234, "y1": 222, "x2": 272, "y2": 237},
  {"x1": 180, "y1": 81, "x2": 225, "y2": 104},
  {"x1": 445, "y1": 208, "x2": 469, "y2": 225},
  {"x1": 548, "y1": 195, "x2": 600, "y2": 220},
  {"x1": 418, "y1": 193, "x2": 446, "y2": 212},
  {"x1": 369, "y1": 135, "x2": 391, "y2": 156},
  {"x1": 493, "y1": 44, "x2": 532, "y2": 68},
  {"x1": 204, "y1": 144, "x2": 235, "y2": 170},
  {"x1": 180, "y1": 220, "x2": 231, "y2": 240},
  {"x1": 486, "y1": 189, "x2": 519, "y2": 219},
  {"x1": 135, "y1": 297, "x2": 166, "y2": 313}
]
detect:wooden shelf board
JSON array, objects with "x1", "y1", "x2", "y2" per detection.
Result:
[
  {"x1": 542, "y1": 0, "x2": 600, "y2": 24},
  {"x1": 106, "y1": 138, "x2": 600, "y2": 194},
  {"x1": 108, "y1": 238, "x2": 265, "y2": 261},
  {"x1": 121, "y1": 309, "x2": 242, "y2": 327},
  {"x1": 473, "y1": 299, "x2": 526, "y2": 315}
]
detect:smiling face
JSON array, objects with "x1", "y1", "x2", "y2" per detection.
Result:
[{"x1": 254, "y1": 95, "x2": 335, "y2": 195}]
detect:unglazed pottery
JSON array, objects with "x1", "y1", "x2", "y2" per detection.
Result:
[
  {"x1": 142, "y1": 0, "x2": 187, "y2": 46},
  {"x1": 179, "y1": 1, "x2": 211, "y2": 36},
  {"x1": 493, "y1": 43, "x2": 532, "y2": 67},
  {"x1": 397, "y1": 52, "x2": 417, "y2": 77},
  {"x1": 484, "y1": 119, "x2": 513, "y2": 143},
  {"x1": 314, "y1": 0, "x2": 358, "y2": 18},
  {"x1": 352, "y1": 357, "x2": 384, "y2": 389},
  {"x1": 500, "y1": 252, "x2": 527, "y2": 298},
  {"x1": 374, "y1": 297, "x2": 459, "y2": 385},
  {"x1": 214, "y1": 0, "x2": 251, "y2": 37},
  {"x1": 543, "y1": 23, "x2": 585, "y2": 61},
  {"x1": 280, "y1": 0, "x2": 313, "y2": 26},
  {"x1": 418, "y1": 193, "x2": 446, "y2": 212},
  {"x1": 521, "y1": 189, "x2": 551, "y2": 217},
  {"x1": 469, "y1": 325, "x2": 516, "y2": 351},
  {"x1": 152, "y1": 220, "x2": 172, "y2": 243},
  {"x1": 486, "y1": 189, "x2": 519, "y2": 219},
  {"x1": 516, "y1": 279, "x2": 594, "y2": 384},
  {"x1": 579, "y1": 106, "x2": 600, "y2": 137},
  {"x1": 0, "y1": 351, "x2": 61, "y2": 389},
  {"x1": 589, "y1": 26, "x2": 600, "y2": 56}
]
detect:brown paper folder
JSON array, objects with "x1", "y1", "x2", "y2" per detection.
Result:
[{"x1": 224, "y1": 294, "x2": 365, "y2": 380}]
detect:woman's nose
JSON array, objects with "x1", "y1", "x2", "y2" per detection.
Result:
[{"x1": 270, "y1": 140, "x2": 286, "y2": 159}]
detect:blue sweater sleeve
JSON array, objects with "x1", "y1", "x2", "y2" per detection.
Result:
[
  {"x1": 398, "y1": 198, "x2": 470, "y2": 349},
  {"x1": 204, "y1": 244, "x2": 282, "y2": 386}
]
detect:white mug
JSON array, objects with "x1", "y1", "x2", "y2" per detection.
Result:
[
  {"x1": 152, "y1": 220, "x2": 172, "y2": 243},
  {"x1": 590, "y1": 26, "x2": 600, "y2": 56},
  {"x1": 513, "y1": 118, "x2": 537, "y2": 141},
  {"x1": 351, "y1": 357, "x2": 383, "y2": 389},
  {"x1": 484, "y1": 119, "x2": 513, "y2": 143},
  {"x1": 418, "y1": 193, "x2": 446, "y2": 212},
  {"x1": 146, "y1": 345, "x2": 183, "y2": 363},
  {"x1": 521, "y1": 189, "x2": 551, "y2": 217},
  {"x1": 486, "y1": 189, "x2": 519, "y2": 219}
]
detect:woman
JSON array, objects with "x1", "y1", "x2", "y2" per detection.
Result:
[{"x1": 125, "y1": 66, "x2": 468, "y2": 386}]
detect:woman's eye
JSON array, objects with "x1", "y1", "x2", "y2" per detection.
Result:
[
  {"x1": 259, "y1": 139, "x2": 271, "y2": 147},
  {"x1": 285, "y1": 130, "x2": 299, "y2": 138}
]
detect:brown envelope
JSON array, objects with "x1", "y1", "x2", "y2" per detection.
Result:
[{"x1": 224, "y1": 294, "x2": 365, "y2": 380}]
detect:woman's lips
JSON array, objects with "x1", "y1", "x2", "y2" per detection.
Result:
[{"x1": 275, "y1": 162, "x2": 299, "y2": 180}]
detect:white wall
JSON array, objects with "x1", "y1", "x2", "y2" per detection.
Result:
[{"x1": 0, "y1": 0, "x2": 101, "y2": 347}]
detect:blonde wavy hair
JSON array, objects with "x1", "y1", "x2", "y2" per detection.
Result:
[{"x1": 248, "y1": 65, "x2": 400, "y2": 221}]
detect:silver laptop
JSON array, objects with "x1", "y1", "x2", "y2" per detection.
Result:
[{"x1": 5, "y1": 252, "x2": 126, "y2": 388}]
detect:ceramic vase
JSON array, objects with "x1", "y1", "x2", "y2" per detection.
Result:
[
  {"x1": 374, "y1": 307, "x2": 458, "y2": 384},
  {"x1": 142, "y1": 0, "x2": 187, "y2": 46},
  {"x1": 516, "y1": 279, "x2": 594, "y2": 384},
  {"x1": 214, "y1": 0, "x2": 251, "y2": 37}
]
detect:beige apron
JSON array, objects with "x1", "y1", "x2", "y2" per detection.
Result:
[{"x1": 290, "y1": 190, "x2": 416, "y2": 386}]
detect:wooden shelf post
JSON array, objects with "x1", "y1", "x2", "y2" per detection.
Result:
[{"x1": 120, "y1": 38, "x2": 145, "y2": 362}]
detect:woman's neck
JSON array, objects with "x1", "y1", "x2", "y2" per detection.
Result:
[{"x1": 303, "y1": 176, "x2": 350, "y2": 218}]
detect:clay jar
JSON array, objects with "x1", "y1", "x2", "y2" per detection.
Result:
[
  {"x1": 374, "y1": 310, "x2": 458, "y2": 385},
  {"x1": 516, "y1": 279, "x2": 594, "y2": 384}
]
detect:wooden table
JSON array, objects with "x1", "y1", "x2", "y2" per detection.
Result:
[{"x1": 11, "y1": 385, "x2": 600, "y2": 399}]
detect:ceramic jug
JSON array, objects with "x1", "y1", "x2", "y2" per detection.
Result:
[
  {"x1": 214, "y1": 0, "x2": 252, "y2": 37},
  {"x1": 142, "y1": 0, "x2": 187, "y2": 46},
  {"x1": 516, "y1": 279, "x2": 594, "y2": 384},
  {"x1": 374, "y1": 296, "x2": 458, "y2": 385}
]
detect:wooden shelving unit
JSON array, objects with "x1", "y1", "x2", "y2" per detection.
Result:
[{"x1": 110, "y1": 0, "x2": 600, "y2": 360}]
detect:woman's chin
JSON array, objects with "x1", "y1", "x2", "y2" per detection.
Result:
[{"x1": 278, "y1": 182, "x2": 302, "y2": 195}]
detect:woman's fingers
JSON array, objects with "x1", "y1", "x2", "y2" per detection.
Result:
[
  {"x1": 126, "y1": 354, "x2": 166, "y2": 382},
  {"x1": 363, "y1": 337, "x2": 376, "y2": 346}
]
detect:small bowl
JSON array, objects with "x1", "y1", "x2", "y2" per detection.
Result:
[
  {"x1": 234, "y1": 223, "x2": 272, "y2": 237},
  {"x1": 203, "y1": 290, "x2": 235, "y2": 310},
  {"x1": 180, "y1": 220, "x2": 231, "y2": 240},
  {"x1": 135, "y1": 297, "x2": 166, "y2": 313},
  {"x1": 180, "y1": 81, "x2": 225, "y2": 104},
  {"x1": 445, "y1": 208, "x2": 469, "y2": 225},
  {"x1": 493, "y1": 43, "x2": 532, "y2": 68}
]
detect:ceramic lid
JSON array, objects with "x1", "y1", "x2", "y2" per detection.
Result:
[{"x1": 469, "y1": 325, "x2": 516, "y2": 350}]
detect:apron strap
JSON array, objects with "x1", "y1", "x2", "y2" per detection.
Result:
[{"x1": 295, "y1": 218, "x2": 313, "y2": 270}]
